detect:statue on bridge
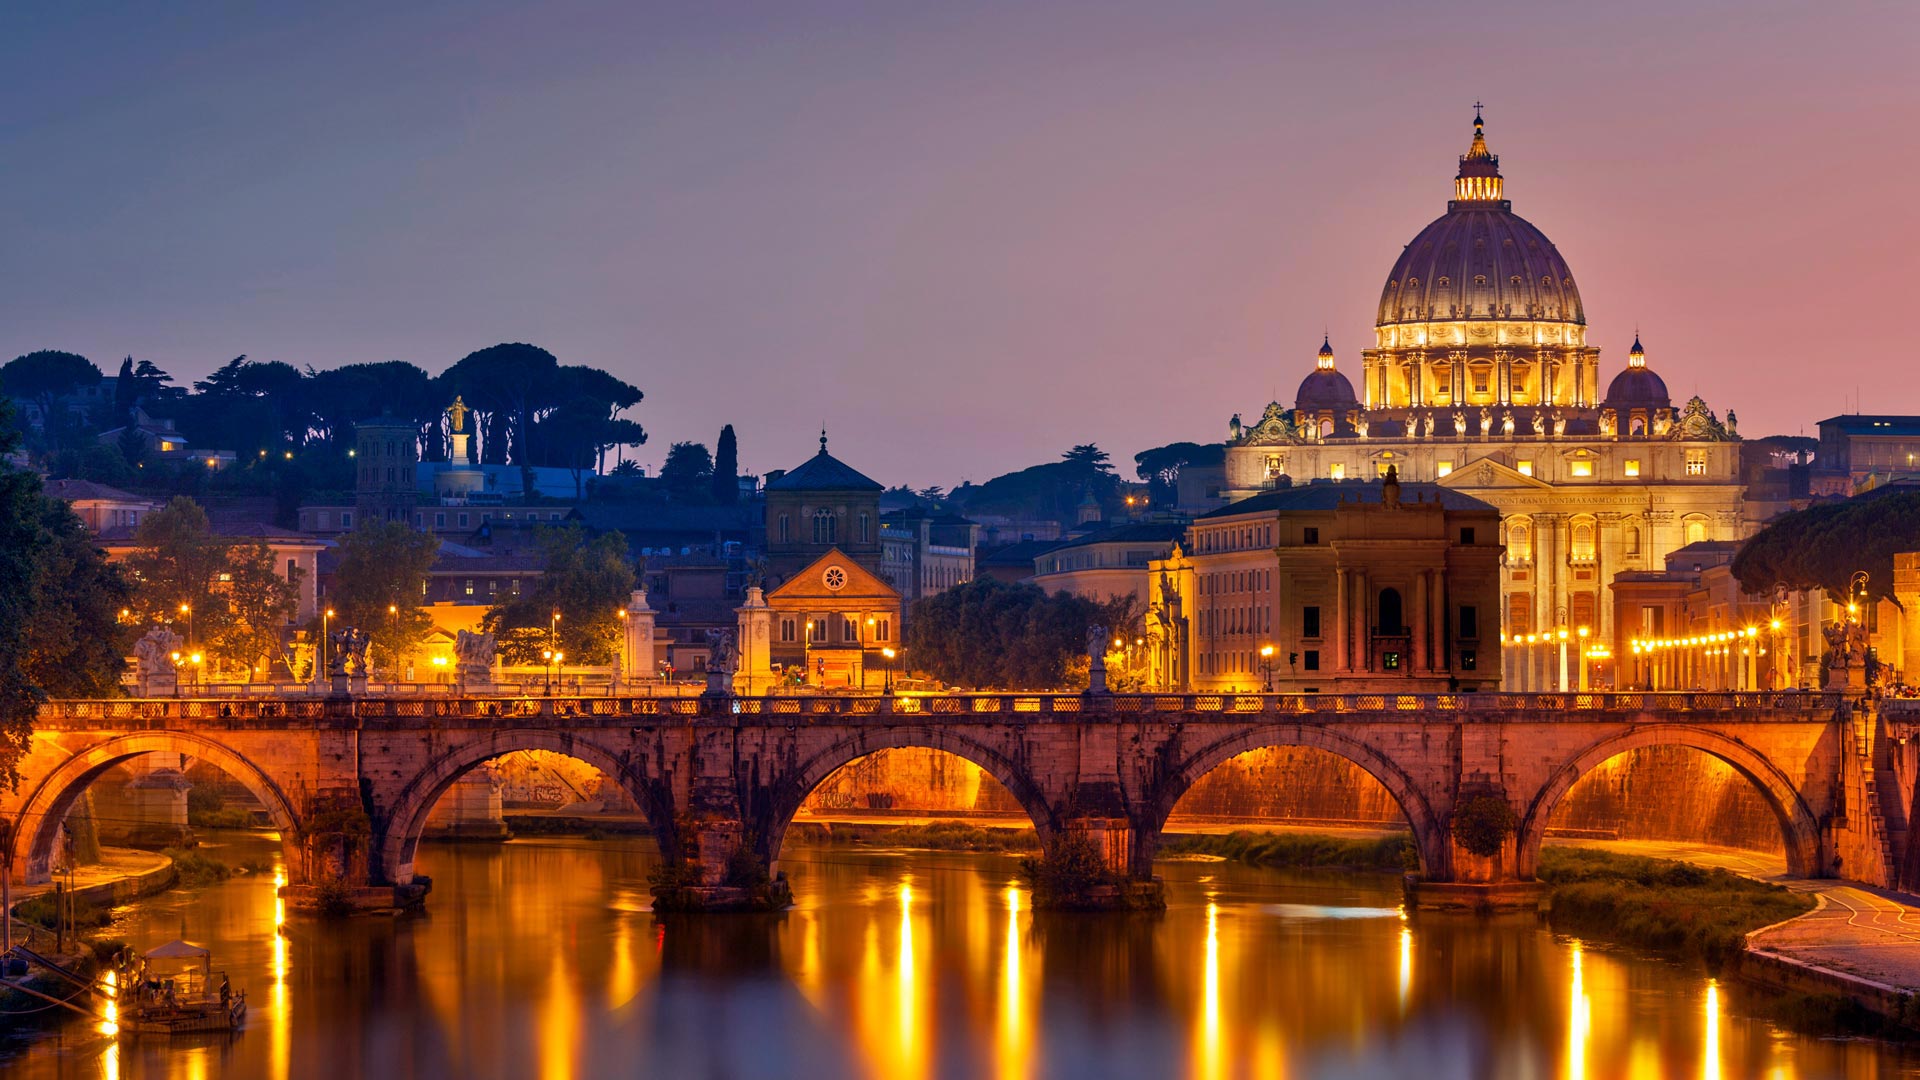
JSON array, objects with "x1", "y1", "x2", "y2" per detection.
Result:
[
  {"x1": 133, "y1": 627, "x2": 185, "y2": 696},
  {"x1": 1823, "y1": 618, "x2": 1870, "y2": 691},
  {"x1": 328, "y1": 628, "x2": 373, "y2": 677},
  {"x1": 454, "y1": 630, "x2": 497, "y2": 687}
]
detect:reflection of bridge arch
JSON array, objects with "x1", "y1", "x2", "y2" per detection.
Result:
[
  {"x1": 378, "y1": 729, "x2": 673, "y2": 886},
  {"x1": 761, "y1": 726, "x2": 1056, "y2": 865},
  {"x1": 1150, "y1": 725, "x2": 1444, "y2": 876},
  {"x1": 9, "y1": 732, "x2": 302, "y2": 885},
  {"x1": 1516, "y1": 724, "x2": 1822, "y2": 878}
]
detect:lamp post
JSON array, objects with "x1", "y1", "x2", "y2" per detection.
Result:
[
  {"x1": 616, "y1": 608, "x2": 629, "y2": 695},
  {"x1": 881, "y1": 647, "x2": 896, "y2": 693},
  {"x1": 548, "y1": 611, "x2": 561, "y2": 695},
  {"x1": 319, "y1": 608, "x2": 335, "y2": 689},
  {"x1": 1260, "y1": 644, "x2": 1275, "y2": 692},
  {"x1": 1576, "y1": 626, "x2": 1591, "y2": 691}
]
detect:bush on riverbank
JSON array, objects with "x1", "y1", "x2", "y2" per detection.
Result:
[
  {"x1": 1538, "y1": 847, "x2": 1814, "y2": 968},
  {"x1": 162, "y1": 847, "x2": 234, "y2": 887},
  {"x1": 788, "y1": 821, "x2": 1038, "y2": 853},
  {"x1": 12, "y1": 893, "x2": 113, "y2": 931},
  {"x1": 1160, "y1": 830, "x2": 1416, "y2": 871}
]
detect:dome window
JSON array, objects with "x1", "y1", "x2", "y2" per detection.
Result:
[
  {"x1": 1542, "y1": 276, "x2": 1554, "y2": 287},
  {"x1": 1474, "y1": 275, "x2": 1488, "y2": 286},
  {"x1": 1510, "y1": 275, "x2": 1523, "y2": 286},
  {"x1": 1437, "y1": 276, "x2": 1450, "y2": 288},
  {"x1": 1408, "y1": 277, "x2": 1420, "y2": 288}
]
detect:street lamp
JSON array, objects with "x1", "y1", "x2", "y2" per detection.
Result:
[
  {"x1": 616, "y1": 608, "x2": 629, "y2": 694},
  {"x1": 179, "y1": 602, "x2": 193, "y2": 651},
  {"x1": 319, "y1": 608, "x2": 335, "y2": 686},
  {"x1": 881, "y1": 647, "x2": 896, "y2": 693},
  {"x1": 548, "y1": 611, "x2": 562, "y2": 695},
  {"x1": 1260, "y1": 644, "x2": 1275, "y2": 692}
]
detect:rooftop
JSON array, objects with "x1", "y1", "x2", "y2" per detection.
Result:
[{"x1": 1201, "y1": 479, "x2": 1496, "y2": 518}]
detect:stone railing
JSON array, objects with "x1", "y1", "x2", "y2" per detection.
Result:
[{"x1": 36, "y1": 690, "x2": 1847, "y2": 727}]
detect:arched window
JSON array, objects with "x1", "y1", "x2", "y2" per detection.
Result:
[
  {"x1": 1318, "y1": 418, "x2": 1335, "y2": 439},
  {"x1": 1571, "y1": 521, "x2": 1595, "y2": 561},
  {"x1": 812, "y1": 509, "x2": 836, "y2": 545},
  {"x1": 1377, "y1": 588, "x2": 1404, "y2": 635},
  {"x1": 1507, "y1": 519, "x2": 1533, "y2": 562},
  {"x1": 1684, "y1": 516, "x2": 1709, "y2": 545}
]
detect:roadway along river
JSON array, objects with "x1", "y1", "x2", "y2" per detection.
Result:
[{"x1": 4, "y1": 831, "x2": 1917, "y2": 1078}]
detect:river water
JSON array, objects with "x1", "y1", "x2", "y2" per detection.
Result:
[{"x1": 4, "y1": 831, "x2": 1917, "y2": 1079}]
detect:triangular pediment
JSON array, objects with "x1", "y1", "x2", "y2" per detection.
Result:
[
  {"x1": 767, "y1": 548, "x2": 900, "y2": 602},
  {"x1": 1437, "y1": 456, "x2": 1554, "y2": 491}
]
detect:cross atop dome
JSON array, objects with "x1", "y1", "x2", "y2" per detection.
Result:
[{"x1": 1454, "y1": 106, "x2": 1504, "y2": 205}]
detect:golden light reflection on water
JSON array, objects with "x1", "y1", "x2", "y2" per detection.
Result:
[
  {"x1": 541, "y1": 951, "x2": 578, "y2": 1080},
  {"x1": 1567, "y1": 941, "x2": 1590, "y2": 1080},
  {"x1": 998, "y1": 884, "x2": 1030, "y2": 1080},
  {"x1": 607, "y1": 915, "x2": 639, "y2": 1009},
  {"x1": 98, "y1": 967, "x2": 120, "y2": 1080},
  {"x1": 272, "y1": 866, "x2": 289, "y2": 1080},
  {"x1": 1397, "y1": 921, "x2": 1412, "y2": 1015},
  {"x1": 1196, "y1": 900, "x2": 1223, "y2": 1080},
  {"x1": 897, "y1": 883, "x2": 919, "y2": 1078},
  {"x1": 1703, "y1": 980, "x2": 1721, "y2": 1080}
]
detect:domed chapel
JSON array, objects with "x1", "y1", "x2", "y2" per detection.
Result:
[{"x1": 1222, "y1": 110, "x2": 1745, "y2": 684}]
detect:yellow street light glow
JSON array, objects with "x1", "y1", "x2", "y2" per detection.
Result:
[
  {"x1": 1770, "y1": 619, "x2": 1782, "y2": 631},
  {"x1": 1261, "y1": 645, "x2": 1275, "y2": 657},
  {"x1": 325, "y1": 608, "x2": 335, "y2": 618},
  {"x1": 1577, "y1": 626, "x2": 1589, "y2": 638},
  {"x1": 882, "y1": 647, "x2": 896, "y2": 659}
]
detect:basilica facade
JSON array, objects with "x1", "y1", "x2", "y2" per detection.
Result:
[{"x1": 1220, "y1": 111, "x2": 1744, "y2": 685}]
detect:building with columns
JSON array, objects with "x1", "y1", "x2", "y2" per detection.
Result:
[
  {"x1": 1221, "y1": 110, "x2": 1745, "y2": 687},
  {"x1": 1147, "y1": 471, "x2": 1502, "y2": 693}
]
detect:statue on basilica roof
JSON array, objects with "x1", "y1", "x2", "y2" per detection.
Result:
[{"x1": 1669, "y1": 396, "x2": 1739, "y2": 442}]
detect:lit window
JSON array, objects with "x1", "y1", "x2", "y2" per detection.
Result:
[
  {"x1": 1623, "y1": 459, "x2": 1641, "y2": 478},
  {"x1": 1329, "y1": 463, "x2": 1345, "y2": 480},
  {"x1": 1516, "y1": 460, "x2": 1534, "y2": 477},
  {"x1": 1436, "y1": 460, "x2": 1453, "y2": 477},
  {"x1": 1686, "y1": 450, "x2": 1707, "y2": 476},
  {"x1": 463, "y1": 579, "x2": 474, "y2": 596},
  {"x1": 1569, "y1": 459, "x2": 1593, "y2": 477}
]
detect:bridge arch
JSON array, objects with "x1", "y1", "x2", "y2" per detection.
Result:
[
  {"x1": 761, "y1": 726, "x2": 1056, "y2": 866},
  {"x1": 1148, "y1": 724, "x2": 1445, "y2": 877},
  {"x1": 8, "y1": 732, "x2": 302, "y2": 885},
  {"x1": 378, "y1": 729, "x2": 674, "y2": 887},
  {"x1": 1516, "y1": 724, "x2": 1822, "y2": 879}
]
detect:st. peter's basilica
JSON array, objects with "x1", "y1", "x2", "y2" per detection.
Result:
[{"x1": 1219, "y1": 110, "x2": 1745, "y2": 686}]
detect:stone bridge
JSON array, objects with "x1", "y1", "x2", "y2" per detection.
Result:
[{"x1": 5, "y1": 691, "x2": 1911, "y2": 911}]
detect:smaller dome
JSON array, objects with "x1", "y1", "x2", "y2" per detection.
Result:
[
  {"x1": 1296, "y1": 368, "x2": 1357, "y2": 413},
  {"x1": 1604, "y1": 336, "x2": 1670, "y2": 412}
]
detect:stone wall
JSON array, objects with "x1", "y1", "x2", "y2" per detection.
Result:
[
  {"x1": 1165, "y1": 747, "x2": 1406, "y2": 827},
  {"x1": 1547, "y1": 745, "x2": 1786, "y2": 853},
  {"x1": 799, "y1": 748, "x2": 1022, "y2": 814}
]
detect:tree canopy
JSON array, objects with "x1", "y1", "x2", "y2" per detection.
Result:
[
  {"x1": 1731, "y1": 489, "x2": 1920, "y2": 605},
  {"x1": 121, "y1": 497, "x2": 301, "y2": 680},
  {"x1": 325, "y1": 521, "x2": 442, "y2": 671},
  {"x1": 660, "y1": 441, "x2": 714, "y2": 503},
  {"x1": 1134, "y1": 440, "x2": 1225, "y2": 504},
  {"x1": 904, "y1": 577, "x2": 1124, "y2": 690},
  {"x1": 482, "y1": 525, "x2": 635, "y2": 665},
  {"x1": 2, "y1": 350, "x2": 104, "y2": 450},
  {"x1": 0, "y1": 400, "x2": 132, "y2": 788}
]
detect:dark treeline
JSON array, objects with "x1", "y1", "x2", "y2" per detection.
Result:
[{"x1": 0, "y1": 343, "x2": 647, "y2": 501}]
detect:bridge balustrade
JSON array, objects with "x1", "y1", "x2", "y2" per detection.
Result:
[{"x1": 31, "y1": 690, "x2": 1845, "y2": 729}]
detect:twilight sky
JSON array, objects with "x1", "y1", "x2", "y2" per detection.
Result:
[{"x1": 3, "y1": 1, "x2": 1916, "y2": 488}]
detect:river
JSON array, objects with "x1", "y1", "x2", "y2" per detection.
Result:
[{"x1": 4, "y1": 831, "x2": 1917, "y2": 1079}]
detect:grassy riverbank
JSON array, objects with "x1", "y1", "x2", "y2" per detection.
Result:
[
  {"x1": 1159, "y1": 829, "x2": 1417, "y2": 871},
  {"x1": 1536, "y1": 848, "x2": 1814, "y2": 967},
  {"x1": 787, "y1": 821, "x2": 1038, "y2": 852}
]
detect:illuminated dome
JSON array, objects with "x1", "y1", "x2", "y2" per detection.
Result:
[
  {"x1": 1295, "y1": 336, "x2": 1357, "y2": 412},
  {"x1": 1375, "y1": 110, "x2": 1585, "y2": 339},
  {"x1": 1602, "y1": 335, "x2": 1671, "y2": 412}
]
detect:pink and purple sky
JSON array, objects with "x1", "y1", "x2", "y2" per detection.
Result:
[{"x1": 3, "y1": 1, "x2": 1915, "y2": 488}]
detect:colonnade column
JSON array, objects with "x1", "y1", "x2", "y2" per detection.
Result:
[{"x1": 1412, "y1": 571, "x2": 1428, "y2": 673}]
